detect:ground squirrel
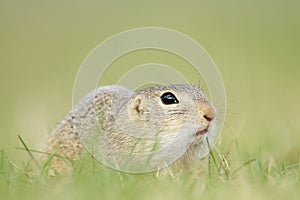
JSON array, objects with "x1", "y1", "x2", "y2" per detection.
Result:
[{"x1": 45, "y1": 84, "x2": 216, "y2": 175}]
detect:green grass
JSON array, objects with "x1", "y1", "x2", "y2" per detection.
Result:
[{"x1": 0, "y1": 134, "x2": 299, "y2": 200}]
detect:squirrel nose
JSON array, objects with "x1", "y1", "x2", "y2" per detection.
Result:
[
  {"x1": 204, "y1": 113, "x2": 214, "y2": 122},
  {"x1": 199, "y1": 102, "x2": 216, "y2": 122}
]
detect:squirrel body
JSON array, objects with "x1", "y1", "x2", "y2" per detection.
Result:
[{"x1": 45, "y1": 85, "x2": 216, "y2": 175}]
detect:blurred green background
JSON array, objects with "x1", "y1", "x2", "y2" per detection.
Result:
[{"x1": 0, "y1": 0, "x2": 300, "y2": 199}]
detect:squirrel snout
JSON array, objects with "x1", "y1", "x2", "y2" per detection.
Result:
[{"x1": 198, "y1": 102, "x2": 216, "y2": 122}]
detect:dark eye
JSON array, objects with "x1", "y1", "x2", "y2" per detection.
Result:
[{"x1": 160, "y1": 92, "x2": 179, "y2": 105}]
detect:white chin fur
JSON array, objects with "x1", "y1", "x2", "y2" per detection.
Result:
[
  {"x1": 153, "y1": 125, "x2": 206, "y2": 163},
  {"x1": 195, "y1": 121, "x2": 217, "y2": 159},
  {"x1": 158, "y1": 120, "x2": 218, "y2": 162}
]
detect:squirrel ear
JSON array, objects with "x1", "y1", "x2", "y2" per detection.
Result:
[
  {"x1": 129, "y1": 96, "x2": 144, "y2": 118},
  {"x1": 132, "y1": 96, "x2": 143, "y2": 114}
]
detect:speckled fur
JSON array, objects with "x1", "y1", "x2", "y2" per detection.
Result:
[{"x1": 44, "y1": 84, "x2": 216, "y2": 176}]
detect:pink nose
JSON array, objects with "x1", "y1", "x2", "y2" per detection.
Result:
[{"x1": 198, "y1": 102, "x2": 216, "y2": 122}]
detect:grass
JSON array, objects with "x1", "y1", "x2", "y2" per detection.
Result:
[{"x1": 0, "y1": 134, "x2": 299, "y2": 200}]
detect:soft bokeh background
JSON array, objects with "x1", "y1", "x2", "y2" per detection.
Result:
[{"x1": 0, "y1": 0, "x2": 300, "y2": 199}]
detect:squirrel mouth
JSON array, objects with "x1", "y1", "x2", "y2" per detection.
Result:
[{"x1": 195, "y1": 128, "x2": 209, "y2": 137}]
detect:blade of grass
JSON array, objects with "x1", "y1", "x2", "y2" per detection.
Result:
[
  {"x1": 9, "y1": 160, "x2": 31, "y2": 178},
  {"x1": 282, "y1": 162, "x2": 300, "y2": 171},
  {"x1": 255, "y1": 158, "x2": 264, "y2": 177},
  {"x1": 17, "y1": 134, "x2": 41, "y2": 170},
  {"x1": 214, "y1": 147, "x2": 230, "y2": 178},
  {"x1": 206, "y1": 137, "x2": 220, "y2": 177},
  {"x1": 15, "y1": 147, "x2": 73, "y2": 162},
  {"x1": 0, "y1": 148, "x2": 3, "y2": 171},
  {"x1": 231, "y1": 158, "x2": 256, "y2": 175},
  {"x1": 279, "y1": 162, "x2": 300, "y2": 174},
  {"x1": 41, "y1": 153, "x2": 55, "y2": 174}
]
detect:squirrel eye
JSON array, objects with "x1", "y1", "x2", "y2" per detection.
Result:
[{"x1": 160, "y1": 92, "x2": 179, "y2": 105}]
